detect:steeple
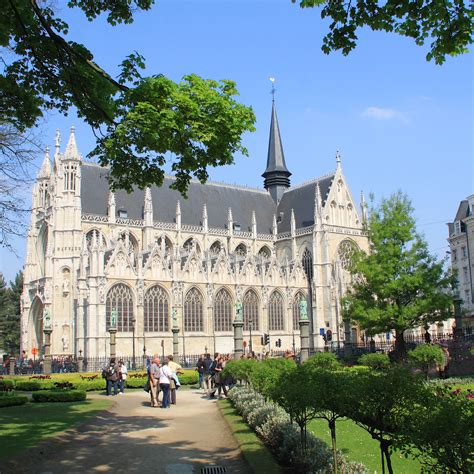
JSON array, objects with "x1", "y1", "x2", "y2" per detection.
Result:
[
  {"x1": 262, "y1": 84, "x2": 291, "y2": 204},
  {"x1": 38, "y1": 147, "x2": 52, "y2": 179},
  {"x1": 64, "y1": 126, "x2": 81, "y2": 161}
]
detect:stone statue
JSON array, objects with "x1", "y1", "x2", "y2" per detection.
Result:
[
  {"x1": 63, "y1": 279, "x2": 70, "y2": 293},
  {"x1": 43, "y1": 309, "x2": 52, "y2": 329},
  {"x1": 172, "y1": 308, "x2": 177, "y2": 326},
  {"x1": 110, "y1": 309, "x2": 117, "y2": 328},
  {"x1": 299, "y1": 298, "x2": 308, "y2": 320},
  {"x1": 235, "y1": 301, "x2": 243, "y2": 321},
  {"x1": 62, "y1": 335, "x2": 69, "y2": 351}
]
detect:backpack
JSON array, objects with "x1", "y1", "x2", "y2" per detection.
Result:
[
  {"x1": 101, "y1": 368, "x2": 108, "y2": 378},
  {"x1": 209, "y1": 360, "x2": 217, "y2": 376}
]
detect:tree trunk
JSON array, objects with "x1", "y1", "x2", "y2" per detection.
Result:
[
  {"x1": 329, "y1": 419, "x2": 338, "y2": 474},
  {"x1": 394, "y1": 329, "x2": 407, "y2": 361},
  {"x1": 381, "y1": 440, "x2": 393, "y2": 474},
  {"x1": 380, "y1": 443, "x2": 385, "y2": 474}
]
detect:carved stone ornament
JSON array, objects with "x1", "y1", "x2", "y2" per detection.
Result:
[
  {"x1": 207, "y1": 283, "x2": 214, "y2": 304},
  {"x1": 235, "y1": 285, "x2": 243, "y2": 301},
  {"x1": 137, "y1": 280, "x2": 144, "y2": 305},
  {"x1": 261, "y1": 286, "x2": 268, "y2": 306},
  {"x1": 98, "y1": 277, "x2": 106, "y2": 304}
]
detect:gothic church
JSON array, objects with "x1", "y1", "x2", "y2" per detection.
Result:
[{"x1": 21, "y1": 101, "x2": 369, "y2": 359}]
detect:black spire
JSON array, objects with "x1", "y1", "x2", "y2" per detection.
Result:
[{"x1": 262, "y1": 100, "x2": 291, "y2": 203}]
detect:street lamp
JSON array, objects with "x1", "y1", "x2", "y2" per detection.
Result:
[
  {"x1": 131, "y1": 316, "x2": 136, "y2": 370},
  {"x1": 249, "y1": 318, "x2": 253, "y2": 353}
]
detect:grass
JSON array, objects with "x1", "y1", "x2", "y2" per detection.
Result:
[
  {"x1": 308, "y1": 418, "x2": 420, "y2": 473},
  {"x1": 0, "y1": 398, "x2": 113, "y2": 460},
  {"x1": 218, "y1": 399, "x2": 282, "y2": 474}
]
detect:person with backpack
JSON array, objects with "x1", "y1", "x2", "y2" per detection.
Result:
[
  {"x1": 106, "y1": 357, "x2": 120, "y2": 396},
  {"x1": 118, "y1": 360, "x2": 128, "y2": 394}
]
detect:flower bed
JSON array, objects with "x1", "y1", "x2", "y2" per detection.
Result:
[
  {"x1": 32, "y1": 390, "x2": 87, "y2": 403},
  {"x1": 228, "y1": 385, "x2": 367, "y2": 473}
]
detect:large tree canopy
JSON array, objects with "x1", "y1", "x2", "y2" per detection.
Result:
[
  {"x1": 344, "y1": 192, "x2": 455, "y2": 359},
  {"x1": 1, "y1": 0, "x2": 256, "y2": 195},
  {"x1": 296, "y1": 0, "x2": 473, "y2": 65}
]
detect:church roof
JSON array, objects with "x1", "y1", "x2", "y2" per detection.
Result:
[
  {"x1": 454, "y1": 200, "x2": 470, "y2": 222},
  {"x1": 81, "y1": 164, "x2": 277, "y2": 234},
  {"x1": 276, "y1": 175, "x2": 334, "y2": 233}
]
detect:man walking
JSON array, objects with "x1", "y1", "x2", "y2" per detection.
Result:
[
  {"x1": 202, "y1": 353, "x2": 214, "y2": 392},
  {"x1": 149, "y1": 355, "x2": 161, "y2": 407},
  {"x1": 167, "y1": 355, "x2": 184, "y2": 405}
]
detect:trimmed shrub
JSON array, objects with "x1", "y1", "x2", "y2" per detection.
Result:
[
  {"x1": 0, "y1": 394, "x2": 28, "y2": 407},
  {"x1": 408, "y1": 344, "x2": 444, "y2": 379},
  {"x1": 359, "y1": 353, "x2": 391, "y2": 370},
  {"x1": 15, "y1": 381, "x2": 44, "y2": 391},
  {"x1": 304, "y1": 352, "x2": 341, "y2": 370},
  {"x1": 0, "y1": 379, "x2": 15, "y2": 391},
  {"x1": 32, "y1": 390, "x2": 87, "y2": 402}
]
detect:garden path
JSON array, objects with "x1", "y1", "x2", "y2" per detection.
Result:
[{"x1": 1, "y1": 388, "x2": 251, "y2": 474}]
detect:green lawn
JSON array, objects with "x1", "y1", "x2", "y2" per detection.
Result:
[
  {"x1": 218, "y1": 399, "x2": 282, "y2": 474},
  {"x1": 0, "y1": 399, "x2": 113, "y2": 459},
  {"x1": 308, "y1": 418, "x2": 420, "y2": 473}
]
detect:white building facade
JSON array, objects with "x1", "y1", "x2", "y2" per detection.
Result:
[
  {"x1": 21, "y1": 103, "x2": 369, "y2": 358},
  {"x1": 448, "y1": 195, "x2": 474, "y2": 334}
]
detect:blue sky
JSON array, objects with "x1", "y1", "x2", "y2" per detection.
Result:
[{"x1": 0, "y1": 0, "x2": 472, "y2": 283}]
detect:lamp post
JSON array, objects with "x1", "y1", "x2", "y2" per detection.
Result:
[
  {"x1": 292, "y1": 331, "x2": 296, "y2": 355},
  {"x1": 131, "y1": 316, "x2": 136, "y2": 370},
  {"x1": 249, "y1": 318, "x2": 253, "y2": 353}
]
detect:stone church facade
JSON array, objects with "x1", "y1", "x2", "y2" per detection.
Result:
[{"x1": 21, "y1": 102, "x2": 369, "y2": 359}]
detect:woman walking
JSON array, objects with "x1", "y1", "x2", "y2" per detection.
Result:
[{"x1": 159, "y1": 358, "x2": 173, "y2": 409}]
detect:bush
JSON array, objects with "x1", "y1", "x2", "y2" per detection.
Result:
[
  {"x1": 359, "y1": 353, "x2": 391, "y2": 370},
  {"x1": 304, "y1": 352, "x2": 341, "y2": 370},
  {"x1": 32, "y1": 390, "x2": 87, "y2": 402},
  {"x1": 408, "y1": 344, "x2": 444, "y2": 379},
  {"x1": 15, "y1": 381, "x2": 44, "y2": 391},
  {"x1": 0, "y1": 379, "x2": 15, "y2": 391},
  {"x1": 0, "y1": 394, "x2": 28, "y2": 408}
]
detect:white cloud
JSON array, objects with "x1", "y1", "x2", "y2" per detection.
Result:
[{"x1": 361, "y1": 106, "x2": 407, "y2": 122}]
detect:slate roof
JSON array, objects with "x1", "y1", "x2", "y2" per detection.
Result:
[
  {"x1": 276, "y1": 175, "x2": 334, "y2": 233},
  {"x1": 81, "y1": 163, "x2": 277, "y2": 234},
  {"x1": 454, "y1": 200, "x2": 470, "y2": 222}
]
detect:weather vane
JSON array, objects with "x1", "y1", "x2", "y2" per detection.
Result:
[{"x1": 269, "y1": 76, "x2": 276, "y2": 102}]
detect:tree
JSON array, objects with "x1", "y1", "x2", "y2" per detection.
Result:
[
  {"x1": 0, "y1": 271, "x2": 22, "y2": 355},
  {"x1": 1, "y1": 1, "x2": 255, "y2": 195},
  {"x1": 294, "y1": 0, "x2": 473, "y2": 65},
  {"x1": 408, "y1": 343, "x2": 444, "y2": 380},
  {"x1": 0, "y1": 123, "x2": 38, "y2": 250},
  {"x1": 344, "y1": 192, "x2": 454, "y2": 360}
]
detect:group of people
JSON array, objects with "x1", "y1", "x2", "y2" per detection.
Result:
[
  {"x1": 195, "y1": 353, "x2": 235, "y2": 398},
  {"x1": 147, "y1": 355, "x2": 184, "y2": 408},
  {"x1": 104, "y1": 358, "x2": 128, "y2": 396}
]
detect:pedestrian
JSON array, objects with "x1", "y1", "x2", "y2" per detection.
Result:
[
  {"x1": 209, "y1": 356, "x2": 227, "y2": 398},
  {"x1": 167, "y1": 355, "x2": 184, "y2": 405},
  {"x1": 159, "y1": 358, "x2": 173, "y2": 409},
  {"x1": 118, "y1": 360, "x2": 128, "y2": 394},
  {"x1": 196, "y1": 355, "x2": 205, "y2": 389},
  {"x1": 106, "y1": 357, "x2": 120, "y2": 396},
  {"x1": 149, "y1": 355, "x2": 161, "y2": 407},
  {"x1": 202, "y1": 353, "x2": 214, "y2": 391}
]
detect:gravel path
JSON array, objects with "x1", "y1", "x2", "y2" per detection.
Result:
[{"x1": 0, "y1": 389, "x2": 251, "y2": 474}]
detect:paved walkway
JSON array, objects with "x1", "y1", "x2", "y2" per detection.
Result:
[{"x1": 1, "y1": 389, "x2": 251, "y2": 474}]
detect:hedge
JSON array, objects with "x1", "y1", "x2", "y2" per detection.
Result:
[
  {"x1": 0, "y1": 379, "x2": 15, "y2": 391},
  {"x1": 32, "y1": 390, "x2": 87, "y2": 402},
  {"x1": 0, "y1": 395, "x2": 28, "y2": 408}
]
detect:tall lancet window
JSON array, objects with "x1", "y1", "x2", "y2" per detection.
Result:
[
  {"x1": 243, "y1": 289, "x2": 259, "y2": 331},
  {"x1": 64, "y1": 163, "x2": 77, "y2": 191},
  {"x1": 214, "y1": 288, "x2": 232, "y2": 332},
  {"x1": 144, "y1": 285, "x2": 169, "y2": 332},
  {"x1": 39, "y1": 182, "x2": 49, "y2": 207},
  {"x1": 302, "y1": 248, "x2": 313, "y2": 281},
  {"x1": 293, "y1": 292, "x2": 306, "y2": 331},
  {"x1": 268, "y1": 291, "x2": 284, "y2": 331},
  {"x1": 106, "y1": 283, "x2": 134, "y2": 332},
  {"x1": 184, "y1": 287, "x2": 203, "y2": 332}
]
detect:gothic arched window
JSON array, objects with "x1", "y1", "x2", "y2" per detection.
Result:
[
  {"x1": 183, "y1": 238, "x2": 201, "y2": 254},
  {"x1": 106, "y1": 283, "x2": 134, "y2": 332},
  {"x1": 214, "y1": 288, "x2": 233, "y2": 332},
  {"x1": 243, "y1": 289, "x2": 259, "y2": 331},
  {"x1": 292, "y1": 292, "x2": 306, "y2": 331},
  {"x1": 210, "y1": 240, "x2": 224, "y2": 255},
  {"x1": 235, "y1": 243, "x2": 247, "y2": 258},
  {"x1": 268, "y1": 291, "x2": 284, "y2": 331},
  {"x1": 337, "y1": 240, "x2": 358, "y2": 271},
  {"x1": 302, "y1": 248, "x2": 313, "y2": 281},
  {"x1": 258, "y1": 246, "x2": 271, "y2": 259},
  {"x1": 64, "y1": 163, "x2": 77, "y2": 191},
  {"x1": 184, "y1": 287, "x2": 203, "y2": 332},
  {"x1": 144, "y1": 285, "x2": 169, "y2": 332},
  {"x1": 86, "y1": 229, "x2": 106, "y2": 250}
]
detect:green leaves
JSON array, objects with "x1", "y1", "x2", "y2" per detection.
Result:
[
  {"x1": 296, "y1": 0, "x2": 473, "y2": 64},
  {"x1": 346, "y1": 192, "x2": 455, "y2": 353},
  {"x1": 93, "y1": 74, "x2": 255, "y2": 195}
]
